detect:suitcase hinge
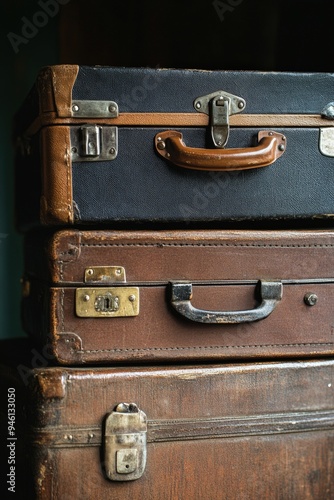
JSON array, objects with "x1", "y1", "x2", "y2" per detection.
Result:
[
  {"x1": 71, "y1": 100, "x2": 118, "y2": 118},
  {"x1": 75, "y1": 266, "x2": 139, "y2": 317},
  {"x1": 104, "y1": 403, "x2": 147, "y2": 481},
  {"x1": 194, "y1": 91, "x2": 246, "y2": 147},
  {"x1": 70, "y1": 125, "x2": 118, "y2": 162}
]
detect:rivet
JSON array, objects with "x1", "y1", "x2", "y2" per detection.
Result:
[
  {"x1": 72, "y1": 104, "x2": 79, "y2": 112},
  {"x1": 109, "y1": 147, "x2": 115, "y2": 154},
  {"x1": 128, "y1": 295, "x2": 136, "y2": 302},
  {"x1": 71, "y1": 146, "x2": 77, "y2": 153},
  {"x1": 109, "y1": 104, "x2": 116, "y2": 112},
  {"x1": 195, "y1": 102, "x2": 201, "y2": 109},
  {"x1": 87, "y1": 269, "x2": 94, "y2": 276},
  {"x1": 304, "y1": 292, "x2": 318, "y2": 306},
  {"x1": 157, "y1": 141, "x2": 166, "y2": 150},
  {"x1": 115, "y1": 403, "x2": 129, "y2": 412},
  {"x1": 83, "y1": 294, "x2": 90, "y2": 302},
  {"x1": 238, "y1": 101, "x2": 245, "y2": 109},
  {"x1": 278, "y1": 144, "x2": 285, "y2": 151},
  {"x1": 268, "y1": 131, "x2": 273, "y2": 136},
  {"x1": 115, "y1": 268, "x2": 122, "y2": 275},
  {"x1": 217, "y1": 141, "x2": 223, "y2": 146}
]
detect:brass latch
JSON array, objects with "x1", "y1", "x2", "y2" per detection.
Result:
[
  {"x1": 75, "y1": 266, "x2": 139, "y2": 318},
  {"x1": 194, "y1": 91, "x2": 246, "y2": 147},
  {"x1": 104, "y1": 403, "x2": 147, "y2": 481}
]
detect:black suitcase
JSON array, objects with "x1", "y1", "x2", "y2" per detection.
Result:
[{"x1": 14, "y1": 64, "x2": 334, "y2": 231}]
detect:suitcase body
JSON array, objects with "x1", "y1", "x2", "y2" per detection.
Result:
[
  {"x1": 22, "y1": 228, "x2": 334, "y2": 365},
  {"x1": 1, "y1": 340, "x2": 333, "y2": 500},
  {"x1": 14, "y1": 64, "x2": 334, "y2": 231}
]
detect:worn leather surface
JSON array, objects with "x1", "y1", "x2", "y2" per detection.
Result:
[
  {"x1": 1, "y1": 347, "x2": 333, "y2": 499},
  {"x1": 22, "y1": 229, "x2": 334, "y2": 364},
  {"x1": 40, "y1": 126, "x2": 74, "y2": 225}
]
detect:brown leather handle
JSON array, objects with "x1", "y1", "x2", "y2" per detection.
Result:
[{"x1": 155, "y1": 130, "x2": 286, "y2": 171}]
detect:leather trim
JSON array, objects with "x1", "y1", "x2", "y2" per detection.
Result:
[
  {"x1": 40, "y1": 126, "x2": 74, "y2": 224},
  {"x1": 37, "y1": 67, "x2": 57, "y2": 114},
  {"x1": 22, "y1": 113, "x2": 329, "y2": 137},
  {"x1": 37, "y1": 65, "x2": 79, "y2": 117},
  {"x1": 105, "y1": 113, "x2": 329, "y2": 127},
  {"x1": 50, "y1": 65, "x2": 79, "y2": 117}
]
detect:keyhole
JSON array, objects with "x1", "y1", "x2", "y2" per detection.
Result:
[{"x1": 104, "y1": 297, "x2": 110, "y2": 310}]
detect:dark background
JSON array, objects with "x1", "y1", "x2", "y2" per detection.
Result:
[{"x1": 1, "y1": 0, "x2": 334, "y2": 339}]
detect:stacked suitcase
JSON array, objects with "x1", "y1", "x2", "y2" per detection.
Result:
[{"x1": 3, "y1": 65, "x2": 334, "y2": 498}]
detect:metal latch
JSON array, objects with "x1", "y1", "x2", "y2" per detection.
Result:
[
  {"x1": 104, "y1": 403, "x2": 147, "y2": 481},
  {"x1": 70, "y1": 125, "x2": 118, "y2": 162},
  {"x1": 75, "y1": 266, "x2": 139, "y2": 317},
  {"x1": 194, "y1": 91, "x2": 246, "y2": 147}
]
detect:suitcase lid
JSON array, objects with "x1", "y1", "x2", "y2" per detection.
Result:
[
  {"x1": 2, "y1": 338, "x2": 333, "y2": 430},
  {"x1": 23, "y1": 228, "x2": 334, "y2": 285},
  {"x1": 13, "y1": 64, "x2": 334, "y2": 139}
]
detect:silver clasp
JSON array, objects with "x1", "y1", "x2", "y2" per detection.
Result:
[
  {"x1": 194, "y1": 91, "x2": 246, "y2": 147},
  {"x1": 104, "y1": 403, "x2": 147, "y2": 481}
]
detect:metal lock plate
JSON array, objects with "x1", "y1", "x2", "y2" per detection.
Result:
[
  {"x1": 104, "y1": 403, "x2": 147, "y2": 481},
  {"x1": 70, "y1": 125, "x2": 118, "y2": 162},
  {"x1": 194, "y1": 91, "x2": 246, "y2": 147},
  {"x1": 76, "y1": 287, "x2": 139, "y2": 317},
  {"x1": 84, "y1": 266, "x2": 126, "y2": 284},
  {"x1": 71, "y1": 100, "x2": 118, "y2": 118}
]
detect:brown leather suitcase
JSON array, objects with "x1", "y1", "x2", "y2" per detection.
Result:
[
  {"x1": 1, "y1": 339, "x2": 333, "y2": 500},
  {"x1": 22, "y1": 228, "x2": 334, "y2": 365}
]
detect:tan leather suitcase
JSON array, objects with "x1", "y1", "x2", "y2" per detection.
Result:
[
  {"x1": 21, "y1": 228, "x2": 334, "y2": 365},
  {"x1": 1, "y1": 339, "x2": 333, "y2": 500}
]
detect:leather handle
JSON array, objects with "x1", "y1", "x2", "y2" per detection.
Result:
[
  {"x1": 169, "y1": 280, "x2": 283, "y2": 324},
  {"x1": 155, "y1": 130, "x2": 286, "y2": 171}
]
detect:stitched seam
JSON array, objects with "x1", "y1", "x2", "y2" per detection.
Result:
[
  {"x1": 80, "y1": 242, "x2": 334, "y2": 249},
  {"x1": 60, "y1": 288, "x2": 65, "y2": 332},
  {"x1": 75, "y1": 343, "x2": 334, "y2": 354},
  {"x1": 65, "y1": 132, "x2": 72, "y2": 222},
  {"x1": 59, "y1": 261, "x2": 64, "y2": 281}
]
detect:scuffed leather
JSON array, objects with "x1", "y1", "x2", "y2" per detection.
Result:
[{"x1": 40, "y1": 126, "x2": 74, "y2": 225}]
